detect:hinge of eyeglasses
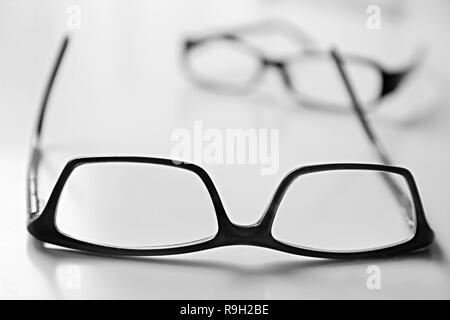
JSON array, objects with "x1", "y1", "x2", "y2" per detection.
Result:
[
  {"x1": 29, "y1": 198, "x2": 45, "y2": 220},
  {"x1": 28, "y1": 189, "x2": 45, "y2": 217}
]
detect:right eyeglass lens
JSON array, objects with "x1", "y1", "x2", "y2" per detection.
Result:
[
  {"x1": 186, "y1": 38, "x2": 260, "y2": 90},
  {"x1": 287, "y1": 54, "x2": 382, "y2": 110},
  {"x1": 55, "y1": 162, "x2": 218, "y2": 249},
  {"x1": 271, "y1": 169, "x2": 416, "y2": 252}
]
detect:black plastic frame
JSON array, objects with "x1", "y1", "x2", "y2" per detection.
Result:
[
  {"x1": 181, "y1": 20, "x2": 420, "y2": 111},
  {"x1": 29, "y1": 159, "x2": 434, "y2": 258},
  {"x1": 27, "y1": 35, "x2": 434, "y2": 258},
  {"x1": 28, "y1": 157, "x2": 433, "y2": 258}
]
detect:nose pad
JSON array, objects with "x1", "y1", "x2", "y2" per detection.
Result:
[
  {"x1": 278, "y1": 65, "x2": 293, "y2": 90},
  {"x1": 262, "y1": 59, "x2": 293, "y2": 90}
]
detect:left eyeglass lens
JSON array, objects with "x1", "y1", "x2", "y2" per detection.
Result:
[
  {"x1": 55, "y1": 162, "x2": 218, "y2": 249},
  {"x1": 186, "y1": 38, "x2": 260, "y2": 90}
]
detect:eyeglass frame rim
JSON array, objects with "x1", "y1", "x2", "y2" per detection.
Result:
[
  {"x1": 28, "y1": 155, "x2": 434, "y2": 259},
  {"x1": 181, "y1": 32, "x2": 415, "y2": 111}
]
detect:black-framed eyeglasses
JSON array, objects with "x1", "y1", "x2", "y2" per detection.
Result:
[
  {"x1": 181, "y1": 20, "x2": 421, "y2": 112},
  {"x1": 27, "y1": 35, "x2": 434, "y2": 259}
]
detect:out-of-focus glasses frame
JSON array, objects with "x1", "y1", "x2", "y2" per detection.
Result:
[{"x1": 181, "y1": 20, "x2": 421, "y2": 112}]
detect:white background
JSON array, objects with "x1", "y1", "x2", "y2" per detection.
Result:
[{"x1": 0, "y1": 0, "x2": 449, "y2": 299}]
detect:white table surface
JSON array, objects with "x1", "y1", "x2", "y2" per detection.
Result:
[{"x1": 0, "y1": 0, "x2": 449, "y2": 299}]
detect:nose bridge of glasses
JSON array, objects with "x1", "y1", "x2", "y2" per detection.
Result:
[{"x1": 216, "y1": 218, "x2": 274, "y2": 246}]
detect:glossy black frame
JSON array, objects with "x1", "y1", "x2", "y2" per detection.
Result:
[
  {"x1": 182, "y1": 20, "x2": 420, "y2": 111},
  {"x1": 27, "y1": 36, "x2": 434, "y2": 258}
]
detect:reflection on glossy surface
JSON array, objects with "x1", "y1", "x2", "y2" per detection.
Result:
[{"x1": 27, "y1": 237, "x2": 447, "y2": 299}]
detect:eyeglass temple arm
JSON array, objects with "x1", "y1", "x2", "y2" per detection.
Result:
[
  {"x1": 331, "y1": 48, "x2": 415, "y2": 229},
  {"x1": 27, "y1": 36, "x2": 69, "y2": 218}
]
